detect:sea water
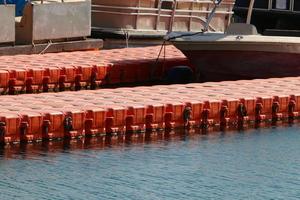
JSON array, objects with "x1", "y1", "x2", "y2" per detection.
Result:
[{"x1": 0, "y1": 126, "x2": 299, "y2": 200}]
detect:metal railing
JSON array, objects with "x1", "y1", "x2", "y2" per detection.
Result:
[
  {"x1": 269, "y1": 0, "x2": 294, "y2": 11},
  {"x1": 236, "y1": 0, "x2": 299, "y2": 12},
  {"x1": 32, "y1": 0, "x2": 65, "y2": 4},
  {"x1": 92, "y1": 0, "x2": 235, "y2": 32}
]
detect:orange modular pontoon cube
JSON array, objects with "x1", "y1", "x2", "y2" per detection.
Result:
[{"x1": 0, "y1": 77, "x2": 300, "y2": 144}]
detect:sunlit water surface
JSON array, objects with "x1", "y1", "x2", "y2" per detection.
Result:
[{"x1": 0, "y1": 126, "x2": 299, "y2": 200}]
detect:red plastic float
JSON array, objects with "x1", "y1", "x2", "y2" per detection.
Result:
[
  {"x1": 0, "y1": 77, "x2": 299, "y2": 144},
  {"x1": 0, "y1": 45, "x2": 191, "y2": 93}
]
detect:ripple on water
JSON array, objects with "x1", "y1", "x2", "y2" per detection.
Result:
[{"x1": 0, "y1": 126, "x2": 299, "y2": 200}]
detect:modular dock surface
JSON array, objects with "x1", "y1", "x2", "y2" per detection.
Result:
[
  {"x1": 0, "y1": 76, "x2": 300, "y2": 144},
  {"x1": 0, "y1": 45, "x2": 190, "y2": 94}
]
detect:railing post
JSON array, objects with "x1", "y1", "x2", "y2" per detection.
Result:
[
  {"x1": 246, "y1": 0, "x2": 255, "y2": 24},
  {"x1": 188, "y1": 1, "x2": 194, "y2": 31},
  {"x1": 135, "y1": 0, "x2": 140, "y2": 29},
  {"x1": 156, "y1": 0, "x2": 162, "y2": 30},
  {"x1": 168, "y1": 0, "x2": 177, "y2": 33},
  {"x1": 268, "y1": 0, "x2": 272, "y2": 10},
  {"x1": 203, "y1": 0, "x2": 223, "y2": 32},
  {"x1": 290, "y1": 0, "x2": 294, "y2": 11}
]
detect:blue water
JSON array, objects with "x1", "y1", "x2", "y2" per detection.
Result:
[{"x1": 0, "y1": 126, "x2": 299, "y2": 200}]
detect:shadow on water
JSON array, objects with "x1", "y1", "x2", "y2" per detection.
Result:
[{"x1": 0, "y1": 122, "x2": 298, "y2": 159}]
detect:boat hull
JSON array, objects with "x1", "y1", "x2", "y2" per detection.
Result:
[{"x1": 180, "y1": 50, "x2": 300, "y2": 82}]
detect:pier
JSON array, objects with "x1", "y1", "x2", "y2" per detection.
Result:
[{"x1": 1, "y1": 76, "x2": 300, "y2": 144}]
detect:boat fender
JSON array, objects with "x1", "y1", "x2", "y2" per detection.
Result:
[{"x1": 165, "y1": 66, "x2": 193, "y2": 84}]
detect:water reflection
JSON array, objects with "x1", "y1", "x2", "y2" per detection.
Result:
[
  {"x1": 0, "y1": 128, "x2": 202, "y2": 159},
  {"x1": 0, "y1": 124, "x2": 288, "y2": 160}
]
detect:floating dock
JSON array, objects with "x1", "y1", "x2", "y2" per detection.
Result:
[
  {"x1": 0, "y1": 76, "x2": 300, "y2": 144},
  {"x1": 0, "y1": 45, "x2": 190, "y2": 94}
]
